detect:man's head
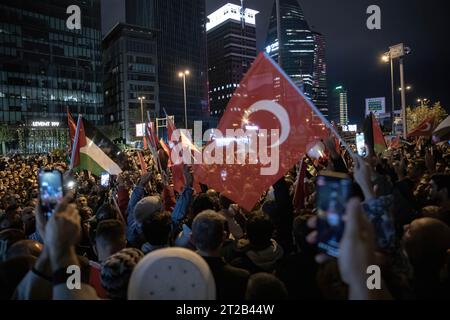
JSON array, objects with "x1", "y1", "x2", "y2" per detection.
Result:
[
  {"x1": 245, "y1": 272, "x2": 288, "y2": 300},
  {"x1": 76, "y1": 196, "x2": 88, "y2": 208},
  {"x1": 246, "y1": 213, "x2": 274, "y2": 249},
  {"x1": 191, "y1": 194, "x2": 217, "y2": 218},
  {"x1": 191, "y1": 210, "x2": 226, "y2": 255},
  {"x1": 79, "y1": 206, "x2": 93, "y2": 222},
  {"x1": 5, "y1": 240, "x2": 43, "y2": 261},
  {"x1": 101, "y1": 248, "x2": 144, "y2": 300},
  {"x1": 0, "y1": 211, "x2": 24, "y2": 232},
  {"x1": 134, "y1": 196, "x2": 162, "y2": 224},
  {"x1": 95, "y1": 203, "x2": 120, "y2": 222},
  {"x1": 94, "y1": 220, "x2": 127, "y2": 262},
  {"x1": 20, "y1": 207, "x2": 35, "y2": 236},
  {"x1": 402, "y1": 217, "x2": 450, "y2": 270},
  {"x1": 141, "y1": 211, "x2": 172, "y2": 246},
  {"x1": 407, "y1": 160, "x2": 426, "y2": 181}
]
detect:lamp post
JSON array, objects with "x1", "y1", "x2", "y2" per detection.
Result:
[
  {"x1": 381, "y1": 52, "x2": 395, "y2": 132},
  {"x1": 178, "y1": 70, "x2": 190, "y2": 128},
  {"x1": 383, "y1": 43, "x2": 411, "y2": 138}
]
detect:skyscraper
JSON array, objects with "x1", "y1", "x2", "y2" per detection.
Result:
[
  {"x1": 265, "y1": 0, "x2": 315, "y2": 98},
  {"x1": 103, "y1": 23, "x2": 159, "y2": 143},
  {"x1": 207, "y1": 3, "x2": 259, "y2": 121},
  {"x1": 312, "y1": 31, "x2": 328, "y2": 118},
  {"x1": 0, "y1": 0, "x2": 103, "y2": 153},
  {"x1": 335, "y1": 86, "x2": 348, "y2": 125},
  {"x1": 125, "y1": 0, "x2": 208, "y2": 127}
]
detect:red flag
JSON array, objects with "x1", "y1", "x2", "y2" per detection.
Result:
[
  {"x1": 160, "y1": 139, "x2": 170, "y2": 159},
  {"x1": 292, "y1": 160, "x2": 307, "y2": 210},
  {"x1": 143, "y1": 135, "x2": 148, "y2": 150},
  {"x1": 165, "y1": 118, "x2": 190, "y2": 192},
  {"x1": 407, "y1": 117, "x2": 435, "y2": 138},
  {"x1": 137, "y1": 151, "x2": 147, "y2": 175},
  {"x1": 67, "y1": 111, "x2": 85, "y2": 168},
  {"x1": 195, "y1": 52, "x2": 329, "y2": 211},
  {"x1": 165, "y1": 118, "x2": 202, "y2": 193},
  {"x1": 372, "y1": 114, "x2": 387, "y2": 154},
  {"x1": 68, "y1": 110, "x2": 77, "y2": 149},
  {"x1": 389, "y1": 136, "x2": 401, "y2": 149}
]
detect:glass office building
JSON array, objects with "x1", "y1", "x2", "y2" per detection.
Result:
[
  {"x1": 207, "y1": 3, "x2": 259, "y2": 121},
  {"x1": 103, "y1": 23, "x2": 159, "y2": 143},
  {"x1": 126, "y1": 0, "x2": 209, "y2": 128},
  {"x1": 335, "y1": 86, "x2": 349, "y2": 125},
  {"x1": 0, "y1": 0, "x2": 103, "y2": 153},
  {"x1": 265, "y1": 0, "x2": 315, "y2": 98},
  {"x1": 312, "y1": 31, "x2": 328, "y2": 118}
]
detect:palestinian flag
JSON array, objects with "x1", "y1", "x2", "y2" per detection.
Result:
[
  {"x1": 363, "y1": 113, "x2": 387, "y2": 155},
  {"x1": 68, "y1": 113, "x2": 124, "y2": 176}
]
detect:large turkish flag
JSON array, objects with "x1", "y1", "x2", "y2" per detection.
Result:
[{"x1": 196, "y1": 52, "x2": 329, "y2": 211}]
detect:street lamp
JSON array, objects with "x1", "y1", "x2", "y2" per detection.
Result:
[
  {"x1": 382, "y1": 43, "x2": 411, "y2": 138},
  {"x1": 398, "y1": 85, "x2": 412, "y2": 91},
  {"x1": 417, "y1": 98, "x2": 429, "y2": 107},
  {"x1": 381, "y1": 52, "x2": 395, "y2": 131},
  {"x1": 138, "y1": 96, "x2": 146, "y2": 126},
  {"x1": 178, "y1": 70, "x2": 190, "y2": 128}
]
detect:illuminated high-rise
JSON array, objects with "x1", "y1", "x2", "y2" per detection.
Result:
[
  {"x1": 207, "y1": 3, "x2": 259, "y2": 120},
  {"x1": 312, "y1": 31, "x2": 328, "y2": 118},
  {"x1": 265, "y1": 0, "x2": 315, "y2": 97}
]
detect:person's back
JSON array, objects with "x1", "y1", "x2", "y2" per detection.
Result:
[
  {"x1": 231, "y1": 213, "x2": 284, "y2": 274},
  {"x1": 192, "y1": 210, "x2": 249, "y2": 300},
  {"x1": 402, "y1": 217, "x2": 450, "y2": 299},
  {"x1": 275, "y1": 215, "x2": 321, "y2": 299},
  {"x1": 201, "y1": 256, "x2": 249, "y2": 300},
  {"x1": 141, "y1": 211, "x2": 172, "y2": 254}
]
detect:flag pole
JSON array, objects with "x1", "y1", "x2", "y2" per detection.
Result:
[
  {"x1": 147, "y1": 111, "x2": 163, "y2": 174},
  {"x1": 69, "y1": 114, "x2": 82, "y2": 170}
]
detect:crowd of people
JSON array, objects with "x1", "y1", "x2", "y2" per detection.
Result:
[{"x1": 0, "y1": 137, "x2": 449, "y2": 300}]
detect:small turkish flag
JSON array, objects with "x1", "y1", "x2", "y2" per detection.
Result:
[
  {"x1": 407, "y1": 117, "x2": 435, "y2": 138},
  {"x1": 196, "y1": 52, "x2": 329, "y2": 211}
]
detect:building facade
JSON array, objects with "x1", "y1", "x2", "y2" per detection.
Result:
[
  {"x1": 335, "y1": 86, "x2": 348, "y2": 125},
  {"x1": 265, "y1": 0, "x2": 315, "y2": 98},
  {"x1": 103, "y1": 23, "x2": 158, "y2": 143},
  {"x1": 311, "y1": 31, "x2": 328, "y2": 118},
  {"x1": 0, "y1": 0, "x2": 103, "y2": 153},
  {"x1": 125, "y1": 0, "x2": 209, "y2": 128},
  {"x1": 207, "y1": 3, "x2": 259, "y2": 121}
]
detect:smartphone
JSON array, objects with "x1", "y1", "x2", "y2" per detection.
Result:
[
  {"x1": 38, "y1": 169, "x2": 64, "y2": 220},
  {"x1": 101, "y1": 173, "x2": 110, "y2": 187},
  {"x1": 316, "y1": 171, "x2": 352, "y2": 257},
  {"x1": 356, "y1": 133, "x2": 367, "y2": 157}
]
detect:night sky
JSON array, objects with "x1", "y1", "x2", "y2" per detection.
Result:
[
  {"x1": 103, "y1": 0, "x2": 450, "y2": 126},
  {"x1": 206, "y1": 0, "x2": 450, "y2": 125}
]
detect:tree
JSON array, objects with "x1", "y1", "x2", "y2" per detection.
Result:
[
  {"x1": 406, "y1": 101, "x2": 448, "y2": 131},
  {"x1": 0, "y1": 125, "x2": 14, "y2": 155}
]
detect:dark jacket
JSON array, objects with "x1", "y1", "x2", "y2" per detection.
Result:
[{"x1": 202, "y1": 256, "x2": 249, "y2": 300}]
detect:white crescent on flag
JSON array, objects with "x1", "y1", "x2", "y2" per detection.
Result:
[{"x1": 243, "y1": 100, "x2": 291, "y2": 149}]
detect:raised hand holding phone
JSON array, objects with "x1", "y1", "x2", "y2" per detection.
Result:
[
  {"x1": 316, "y1": 171, "x2": 352, "y2": 257},
  {"x1": 38, "y1": 169, "x2": 64, "y2": 220}
]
